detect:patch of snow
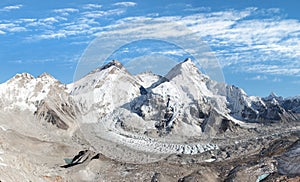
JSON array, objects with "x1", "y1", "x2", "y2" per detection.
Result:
[
  {"x1": 0, "y1": 162, "x2": 7, "y2": 167},
  {"x1": 0, "y1": 125, "x2": 7, "y2": 131},
  {"x1": 135, "y1": 72, "x2": 161, "y2": 88},
  {"x1": 204, "y1": 158, "x2": 216, "y2": 162}
]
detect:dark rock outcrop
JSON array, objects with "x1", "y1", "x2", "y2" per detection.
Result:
[{"x1": 61, "y1": 150, "x2": 100, "y2": 168}]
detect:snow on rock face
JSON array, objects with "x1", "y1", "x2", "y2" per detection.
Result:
[
  {"x1": 281, "y1": 97, "x2": 300, "y2": 114},
  {"x1": 264, "y1": 92, "x2": 283, "y2": 101},
  {"x1": 165, "y1": 58, "x2": 201, "y2": 80},
  {"x1": 70, "y1": 60, "x2": 142, "y2": 123},
  {"x1": 126, "y1": 59, "x2": 235, "y2": 139},
  {"x1": 226, "y1": 85, "x2": 258, "y2": 119},
  {"x1": 0, "y1": 72, "x2": 77, "y2": 130},
  {"x1": 135, "y1": 72, "x2": 161, "y2": 88},
  {"x1": 0, "y1": 72, "x2": 66, "y2": 112},
  {"x1": 225, "y1": 85, "x2": 297, "y2": 122},
  {"x1": 165, "y1": 58, "x2": 228, "y2": 114}
]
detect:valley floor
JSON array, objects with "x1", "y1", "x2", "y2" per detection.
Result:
[{"x1": 0, "y1": 116, "x2": 299, "y2": 181}]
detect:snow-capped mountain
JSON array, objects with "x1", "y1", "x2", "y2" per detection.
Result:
[
  {"x1": 64, "y1": 59, "x2": 300, "y2": 163},
  {"x1": 0, "y1": 72, "x2": 76, "y2": 130},
  {"x1": 225, "y1": 85, "x2": 297, "y2": 122},
  {"x1": 70, "y1": 60, "x2": 142, "y2": 124},
  {"x1": 1, "y1": 59, "x2": 299, "y2": 133},
  {"x1": 280, "y1": 95, "x2": 300, "y2": 114}
]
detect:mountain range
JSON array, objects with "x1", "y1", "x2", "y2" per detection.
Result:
[
  {"x1": 1, "y1": 59, "x2": 299, "y2": 127},
  {"x1": 0, "y1": 58, "x2": 299, "y2": 181}
]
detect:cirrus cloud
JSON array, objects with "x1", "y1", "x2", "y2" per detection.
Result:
[
  {"x1": 1, "y1": 5, "x2": 299, "y2": 78},
  {"x1": 0, "y1": 4, "x2": 23, "y2": 11},
  {"x1": 113, "y1": 2, "x2": 137, "y2": 7}
]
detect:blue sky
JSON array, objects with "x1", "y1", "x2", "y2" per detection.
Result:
[{"x1": 0, "y1": 0, "x2": 300, "y2": 97}]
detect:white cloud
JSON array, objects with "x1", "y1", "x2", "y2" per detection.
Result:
[
  {"x1": 248, "y1": 75, "x2": 268, "y2": 80},
  {"x1": 113, "y1": 2, "x2": 137, "y2": 7},
  {"x1": 26, "y1": 21, "x2": 53, "y2": 28},
  {"x1": 1, "y1": 4, "x2": 23, "y2": 11},
  {"x1": 9, "y1": 27, "x2": 27, "y2": 32},
  {"x1": 70, "y1": 41, "x2": 90, "y2": 45},
  {"x1": 164, "y1": 9, "x2": 300, "y2": 77},
  {"x1": 272, "y1": 77, "x2": 282, "y2": 82},
  {"x1": 82, "y1": 9, "x2": 125, "y2": 18},
  {"x1": 83, "y1": 4, "x2": 102, "y2": 9},
  {"x1": 184, "y1": 7, "x2": 211, "y2": 12},
  {"x1": 155, "y1": 50, "x2": 186, "y2": 56},
  {"x1": 23, "y1": 16, "x2": 67, "y2": 31},
  {"x1": 83, "y1": 9, "x2": 298, "y2": 79},
  {"x1": 0, "y1": 23, "x2": 27, "y2": 33},
  {"x1": 81, "y1": 11, "x2": 106, "y2": 18},
  {"x1": 42, "y1": 17, "x2": 59, "y2": 23},
  {"x1": 243, "y1": 64, "x2": 300, "y2": 77},
  {"x1": 53, "y1": 8, "x2": 79, "y2": 16},
  {"x1": 17, "y1": 18, "x2": 36, "y2": 23},
  {"x1": 38, "y1": 31, "x2": 67, "y2": 39},
  {"x1": 0, "y1": 23, "x2": 14, "y2": 29},
  {"x1": 2, "y1": 5, "x2": 299, "y2": 78},
  {"x1": 9, "y1": 54, "x2": 79, "y2": 64},
  {"x1": 8, "y1": 60, "x2": 23, "y2": 64}
]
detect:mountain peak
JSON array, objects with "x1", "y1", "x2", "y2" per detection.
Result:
[
  {"x1": 13, "y1": 73, "x2": 34, "y2": 80},
  {"x1": 36, "y1": 73, "x2": 61, "y2": 85},
  {"x1": 88, "y1": 60, "x2": 126, "y2": 76},
  {"x1": 183, "y1": 57, "x2": 192, "y2": 63},
  {"x1": 7, "y1": 73, "x2": 34, "y2": 84},
  {"x1": 269, "y1": 92, "x2": 277, "y2": 97},
  {"x1": 264, "y1": 91, "x2": 283, "y2": 101},
  {"x1": 100, "y1": 60, "x2": 124, "y2": 71},
  {"x1": 165, "y1": 58, "x2": 202, "y2": 80},
  {"x1": 37, "y1": 72, "x2": 56, "y2": 80}
]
